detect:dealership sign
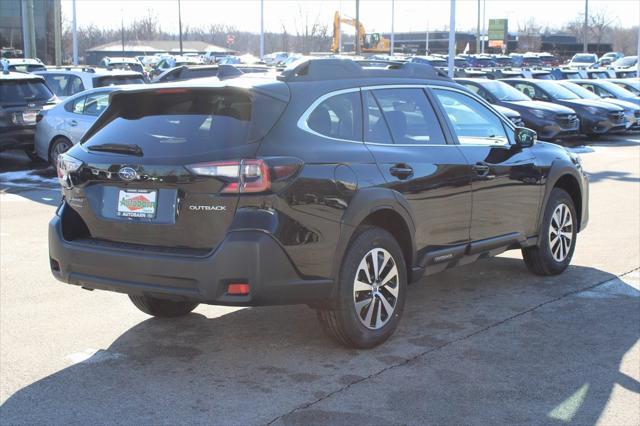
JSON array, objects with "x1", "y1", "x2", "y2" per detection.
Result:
[{"x1": 488, "y1": 19, "x2": 508, "y2": 48}]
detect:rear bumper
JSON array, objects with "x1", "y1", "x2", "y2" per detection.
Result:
[
  {"x1": 48, "y1": 210, "x2": 333, "y2": 306},
  {"x1": 0, "y1": 127, "x2": 35, "y2": 151}
]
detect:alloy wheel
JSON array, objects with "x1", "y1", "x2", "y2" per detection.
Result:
[
  {"x1": 549, "y1": 203, "x2": 573, "y2": 262},
  {"x1": 353, "y1": 248, "x2": 399, "y2": 330},
  {"x1": 52, "y1": 140, "x2": 72, "y2": 167}
]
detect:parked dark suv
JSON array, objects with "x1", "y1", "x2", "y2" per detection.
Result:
[
  {"x1": 49, "y1": 59, "x2": 589, "y2": 348},
  {"x1": 1, "y1": 70, "x2": 57, "y2": 160}
]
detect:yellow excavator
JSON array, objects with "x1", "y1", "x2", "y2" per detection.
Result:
[{"x1": 331, "y1": 11, "x2": 391, "y2": 54}]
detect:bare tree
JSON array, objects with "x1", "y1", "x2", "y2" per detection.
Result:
[
  {"x1": 589, "y1": 9, "x2": 614, "y2": 51},
  {"x1": 517, "y1": 18, "x2": 542, "y2": 52}
]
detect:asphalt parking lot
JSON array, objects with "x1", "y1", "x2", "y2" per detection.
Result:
[{"x1": 1, "y1": 135, "x2": 638, "y2": 425}]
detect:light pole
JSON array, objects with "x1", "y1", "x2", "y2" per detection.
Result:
[
  {"x1": 447, "y1": 0, "x2": 456, "y2": 77},
  {"x1": 390, "y1": 0, "x2": 395, "y2": 55},
  {"x1": 476, "y1": 0, "x2": 480, "y2": 53},
  {"x1": 260, "y1": 0, "x2": 264, "y2": 58},
  {"x1": 582, "y1": 0, "x2": 588, "y2": 52},
  {"x1": 72, "y1": 0, "x2": 78, "y2": 65},
  {"x1": 355, "y1": 0, "x2": 361, "y2": 56},
  {"x1": 178, "y1": 0, "x2": 183, "y2": 55},
  {"x1": 481, "y1": 0, "x2": 486, "y2": 54},
  {"x1": 425, "y1": 20, "x2": 429, "y2": 55}
]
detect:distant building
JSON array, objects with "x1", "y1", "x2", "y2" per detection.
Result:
[
  {"x1": 380, "y1": 30, "x2": 611, "y2": 58},
  {"x1": 0, "y1": 0, "x2": 61, "y2": 64},
  {"x1": 86, "y1": 40, "x2": 233, "y2": 65}
]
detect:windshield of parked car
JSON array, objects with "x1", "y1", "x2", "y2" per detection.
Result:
[
  {"x1": 612, "y1": 56, "x2": 637, "y2": 67},
  {"x1": 614, "y1": 81, "x2": 640, "y2": 95},
  {"x1": 596, "y1": 80, "x2": 638, "y2": 98},
  {"x1": 535, "y1": 81, "x2": 580, "y2": 100},
  {"x1": 0, "y1": 79, "x2": 54, "y2": 105},
  {"x1": 480, "y1": 80, "x2": 531, "y2": 101},
  {"x1": 572, "y1": 54, "x2": 596, "y2": 63},
  {"x1": 559, "y1": 82, "x2": 600, "y2": 100}
]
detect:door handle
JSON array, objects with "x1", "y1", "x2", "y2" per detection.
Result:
[
  {"x1": 69, "y1": 120, "x2": 78, "y2": 127},
  {"x1": 390, "y1": 164, "x2": 413, "y2": 179}
]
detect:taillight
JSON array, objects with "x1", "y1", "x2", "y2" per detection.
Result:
[
  {"x1": 56, "y1": 153, "x2": 83, "y2": 189},
  {"x1": 186, "y1": 158, "x2": 301, "y2": 194}
]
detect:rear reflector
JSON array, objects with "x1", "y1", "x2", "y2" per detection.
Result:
[{"x1": 227, "y1": 283, "x2": 250, "y2": 296}]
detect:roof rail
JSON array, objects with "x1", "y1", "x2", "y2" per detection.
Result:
[{"x1": 277, "y1": 58, "x2": 451, "y2": 82}]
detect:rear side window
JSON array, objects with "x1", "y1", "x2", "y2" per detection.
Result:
[
  {"x1": 306, "y1": 91, "x2": 362, "y2": 141},
  {"x1": 0, "y1": 79, "x2": 53, "y2": 104},
  {"x1": 93, "y1": 75, "x2": 145, "y2": 87},
  {"x1": 371, "y1": 88, "x2": 446, "y2": 145},
  {"x1": 42, "y1": 74, "x2": 85, "y2": 97},
  {"x1": 83, "y1": 88, "x2": 286, "y2": 157},
  {"x1": 83, "y1": 92, "x2": 110, "y2": 116}
]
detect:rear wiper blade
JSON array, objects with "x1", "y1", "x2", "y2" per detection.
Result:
[{"x1": 87, "y1": 143, "x2": 143, "y2": 156}]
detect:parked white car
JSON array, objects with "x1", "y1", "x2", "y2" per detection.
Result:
[
  {"x1": 567, "y1": 53, "x2": 598, "y2": 68},
  {"x1": 35, "y1": 86, "x2": 119, "y2": 165},
  {"x1": 33, "y1": 67, "x2": 145, "y2": 99}
]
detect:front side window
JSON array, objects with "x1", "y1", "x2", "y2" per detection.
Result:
[
  {"x1": 433, "y1": 89, "x2": 509, "y2": 146},
  {"x1": 371, "y1": 88, "x2": 446, "y2": 145},
  {"x1": 306, "y1": 91, "x2": 362, "y2": 141},
  {"x1": 513, "y1": 83, "x2": 546, "y2": 101}
]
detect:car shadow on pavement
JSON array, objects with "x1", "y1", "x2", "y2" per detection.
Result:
[
  {"x1": 1, "y1": 259, "x2": 638, "y2": 425},
  {"x1": 585, "y1": 169, "x2": 640, "y2": 184}
]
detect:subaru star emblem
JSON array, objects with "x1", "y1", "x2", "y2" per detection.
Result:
[{"x1": 118, "y1": 167, "x2": 138, "y2": 181}]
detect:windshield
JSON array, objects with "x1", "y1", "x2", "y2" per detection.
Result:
[
  {"x1": 559, "y1": 82, "x2": 600, "y2": 100},
  {"x1": 83, "y1": 88, "x2": 287, "y2": 158},
  {"x1": 481, "y1": 80, "x2": 530, "y2": 101},
  {"x1": 572, "y1": 54, "x2": 596, "y2": 63},
  {"x1": 94, "y1": 75, "x2": 145, "y2": 87},
  {"x1": 612, "y1": 56, "x2": 637, "y2": 67},
  {"x1": 615, "y1": 81, "x2": 640, "y2": 95},
  {"x1": 535, "y1": 81, "x2": 580, "y2": 99},
  {"x1": 0, "y1": 79, "x2": 53, "y2": 104},
  {"x1": 597, "y1": 81, "x2": 638, "y2": 98}
]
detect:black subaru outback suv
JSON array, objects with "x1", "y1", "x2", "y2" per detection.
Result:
[{"x1": 49, "y1": 59, "x2": 588, "y2": 348}]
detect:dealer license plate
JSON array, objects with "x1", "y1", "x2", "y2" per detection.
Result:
[{"x1": 117, "y1": 189, "x2": 157, "y2": 218}]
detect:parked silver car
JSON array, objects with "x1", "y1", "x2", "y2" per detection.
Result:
[{"x1": 35, "y1": 87, "x2": 117, "y2": 165}]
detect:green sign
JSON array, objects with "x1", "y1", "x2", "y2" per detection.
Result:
[{"x1": 488, "y1": 19, "x2": 508, "y2": 42}]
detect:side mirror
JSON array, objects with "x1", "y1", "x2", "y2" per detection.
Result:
[{"x1": 515, "y1": 127, "x2": 537, "y2": 147}]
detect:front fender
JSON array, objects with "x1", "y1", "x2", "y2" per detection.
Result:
[{"x1": 538, "y1": 158, "x2": 588, "y2": 234}]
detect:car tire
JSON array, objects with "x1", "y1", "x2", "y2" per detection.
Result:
[
  {"x1": 24, "y1": 147, "x2": 44, "y2": 163},
  {"x1": 317, "y1": 226, "x2": 407, "y2": 349},
  {"x1": 522, "y1": 188, "x2": 577, "y2": 276},
  {"x1": 49, "y1": 137, "x2": 73, "y2": 168},
  {"x1": 129, "y1": 295, "x2": 199, "y2": 318}
]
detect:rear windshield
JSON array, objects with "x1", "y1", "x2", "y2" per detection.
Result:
[
  {"x1": 93, "y1": 75, "x2": 145, "y2": 87},
  {"x1": 82, "y1": 88, "x2": 287, "y2": 157},
  {"x1": 0, "y1": 79, "x2": 53, "y2": 104}
]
